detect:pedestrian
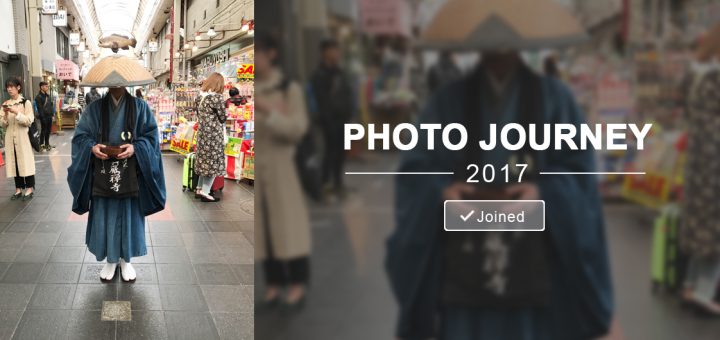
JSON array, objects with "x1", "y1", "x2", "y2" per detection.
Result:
[
  {"x1": 67, "y1": 54, "x2": 166, "y2": 282},
  {"x1": 544, "y1": 55, "x2": 561, "y2": 78},
  {"x1": 310, "y1": 38, "x2": 354, "y2": 199},
  {"x1": 255, "y1": 34, "x2": 311, "y2": 310},
  {"x1": 193, "y1": 72, "x2": 227, "y2": 203},
  {"x1": 135, "y1": 88, "x2": 144, "y2": 100},
  {"x1": 680, "y1": 22, "x2": 720, "y2": 315},
  {"x1": 78, "y1": 88, "x2": 85, "y2": 107},
  {"x1": 1, "y1": 77, "x2": 36, "y2": 201},
  {"x1": 427, "y1": 50, "x2": 463, "y2": 93},
  {"x1": 85, "y1": 87, "x2": 102, "y2": 105},
  {"x1": 226, "y1": 86, "x2": 245, "y2": 108},
  {"x1": 387, "y1": 1, "x2": 615, "y2": 339},
  {"x1": 34, "y1": 81, "x2": 55, "y2": 151}
]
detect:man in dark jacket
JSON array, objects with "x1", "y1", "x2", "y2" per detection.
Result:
[
  {"x1": 85, "y1": 87, "x2": 101, "y2": 105},
  {"x1": 310, "y1": 39, "x2": 354, "y2": 198},
  {"x1": 34, "y1": 81, "x2": 55, "y2": 151}
]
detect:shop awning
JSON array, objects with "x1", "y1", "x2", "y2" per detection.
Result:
[{"x1": 55, "y1": 60, "x2": 80, "y2": 80}]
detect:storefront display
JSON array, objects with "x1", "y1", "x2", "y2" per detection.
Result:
[{"x1": 147, "y1": 88, "x2": 176, "y2": 150}]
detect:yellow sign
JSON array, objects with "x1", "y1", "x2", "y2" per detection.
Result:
[
  {"x1": 237, "y1": 64, "x2": 254, "y2": 79},
  {"x1": 170, "y1": 138, "x2": 193, "y2": 154}
]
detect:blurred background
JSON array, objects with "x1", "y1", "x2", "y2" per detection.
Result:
[{"x1": 255, "y1": 0, "x2": 720, "y2": 339}]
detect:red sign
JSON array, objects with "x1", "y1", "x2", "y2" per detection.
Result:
[{"x1": 55, "y1": 60, "x2": 79, "y2": 80}]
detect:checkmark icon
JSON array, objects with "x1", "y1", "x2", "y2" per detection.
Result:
[{"x1": 460, "y1": 210, "x2": 475, "y2": 222}]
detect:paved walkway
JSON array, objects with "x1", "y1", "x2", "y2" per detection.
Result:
[{"x1": 0, "y1": 131, "x2": 253, "y2": 340}]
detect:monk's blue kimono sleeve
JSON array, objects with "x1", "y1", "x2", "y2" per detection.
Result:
[
  {"x1": 68, "y1": 102, "x2": 100, "y2": 214},
  {"x1": 133, "y1": 102, "x2": 167, "y2": 216},
  {"x1": 387, "y1": 86, "x2": 459, "y2": 339},
  {"x1": 536, "y1": 78, "x2": 613, "y2": 338}
]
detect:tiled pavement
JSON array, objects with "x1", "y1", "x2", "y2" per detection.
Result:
[{"x1": 0, "y1": 131, "x2": 253, "y2": 340}]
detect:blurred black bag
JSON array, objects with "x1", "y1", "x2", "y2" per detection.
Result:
[
  {"x1": 289, "y1": 79, "x2": 323, "y2": 201},
  {"x1": 19, "y1": 99, "x2": 41, "y2": 152},
  {"x1": 442, "y1": 65, "x2": 551, "y2": 308},
  {"x1": 28, "y1": 121, "x2": 41, "y2": 152}
]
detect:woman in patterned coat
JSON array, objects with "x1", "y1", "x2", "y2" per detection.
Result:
[
  {"x1": 681, "y1": 34, "x2": 720, "y2": 314},
  {"x1": 194, "y1": 72, "x2": 227, "y2": 202}
]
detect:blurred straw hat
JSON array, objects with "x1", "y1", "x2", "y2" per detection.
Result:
[
  {"x1": 697, "y1": 23, "x2": 720, "y2": 62},
  {"x1": 420, "y1": 0, "x2": 588, "y2": 50},
  {"x1": 82, "y1": 55, "x2": 155, "y2": 87}
]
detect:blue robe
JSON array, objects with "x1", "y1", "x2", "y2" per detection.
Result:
[
  {"x1": 386, "y1": 73, "x2": 613, "y2": 339},
  {"x1": 67, "y1": 94, "x2": 166, "y2": 262}
]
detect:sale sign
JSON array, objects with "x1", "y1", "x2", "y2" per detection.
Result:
[
  {"x1": 237, "y1": 64, "x2": 254, "y2": 79},
  {"x1": 170, "y1": 138, "x2": 192, "y2": 154}
]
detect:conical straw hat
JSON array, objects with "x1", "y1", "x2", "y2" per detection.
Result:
[
  {"x1": 82, "y1": 55, "x2": 155, "y2": 87},
  {"x1": 420, "y1": 0, "x2": 588, "y2": 50}
]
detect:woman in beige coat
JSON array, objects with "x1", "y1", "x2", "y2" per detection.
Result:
[
  {"x1": 255, "y1": 35, "x2": 311, "y2": 309},
  {"x1": 1, "y1": 78, "x2": 36, "y2": 201}
]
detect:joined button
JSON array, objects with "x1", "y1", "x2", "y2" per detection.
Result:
[{"x1": 444, "y1": 200, "x2": 545, "y2": 231}]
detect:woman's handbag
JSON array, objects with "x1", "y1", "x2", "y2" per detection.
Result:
[
  {"x1": 19, "y1": 99, "x2": 41, "y2": 152},
  {"x1": 91, "y1": 94, "x2": 139, "y2": 198}
]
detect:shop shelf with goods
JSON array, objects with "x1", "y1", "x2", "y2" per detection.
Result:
[
  {"x1": 147, "y1": 88, "x2": 177, "y2": 151},
  {"x1": 620, "y1": 48, "x2": 691, "y2": 209},
  {"x1": 565, "y1": 55, "x2": 637, "y2": 198}
]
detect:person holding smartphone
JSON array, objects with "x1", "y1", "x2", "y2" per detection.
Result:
[{"x1": 1, "y1": 77, "x2": 36, "y2": 200}]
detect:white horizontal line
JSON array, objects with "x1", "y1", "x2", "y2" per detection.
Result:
[
  {"x1": 539, "y1": 172, "x2": 645, "y2": 175},
  {"x1": 345, "y1": 172, "x2": 454, "y2": 175}
]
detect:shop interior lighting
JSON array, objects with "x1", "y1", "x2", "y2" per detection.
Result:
[
  {"x1": 207, "y1": 26, "x2": 217, "y2": 38},
  {"x1": 183, "y1": 43, "x2": 191, "y2": 50},
  {"x1": 192, "y1": 44, "x2": 198, "y2": 52},
  {"x1": 195, "y1": 32, "x2": 202, "y2": 41},
  {"x1": 241, "y1": 20, "x2": 249, "y2": 32},
  {"x1": 174, "y1": 51, "x2": 181, "y2": 58}
]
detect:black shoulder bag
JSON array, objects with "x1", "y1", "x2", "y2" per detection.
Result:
[
  {"x1": 19, "y1": 99, "x2": 42, "y2": 152},
  {"x1": 91, "y1": 94, "x2": 140, "y2": 198}
]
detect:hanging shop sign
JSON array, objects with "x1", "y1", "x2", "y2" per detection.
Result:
[
  {"x1": 69, "y1": 33, "x2": 80, "y2": 46},
  {"x1": 148, "y1": 41, "x2": 159, "y2": 52},
  {"x1": 236, "y1": 64, "x2": 254, "y2": 79},
  {"x1": 55, "y1": 60, "x2": 79, "y2": 80},
  {"x1": 42, "y1": 0, "x2": 58, "y2": 14},
  {"x1": 52, "y1": 10, "x2": 67, "y2": 27},
  {"x1": 359, "y1": 0, "x2": 411, "y2": 36},
  {"x1": 201, "y1": 48, "x2": 230, "y2": 67}
]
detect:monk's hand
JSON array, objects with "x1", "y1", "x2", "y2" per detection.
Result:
[
  {"x1": 92, "y1": 144, "x2": 109, "y2": 160},
  {"x1": 504, "y1": 183, "x2": 539, "y2": 200},
  {"x1": 443, "y1": 182, "x2": 476, "y2": 201},
  {"x1": 502, "y1": 183, "x2": 541, "y2": 214},
  {"x1": 117, "y1": 144, "x2": 134, "y2": 159}
]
